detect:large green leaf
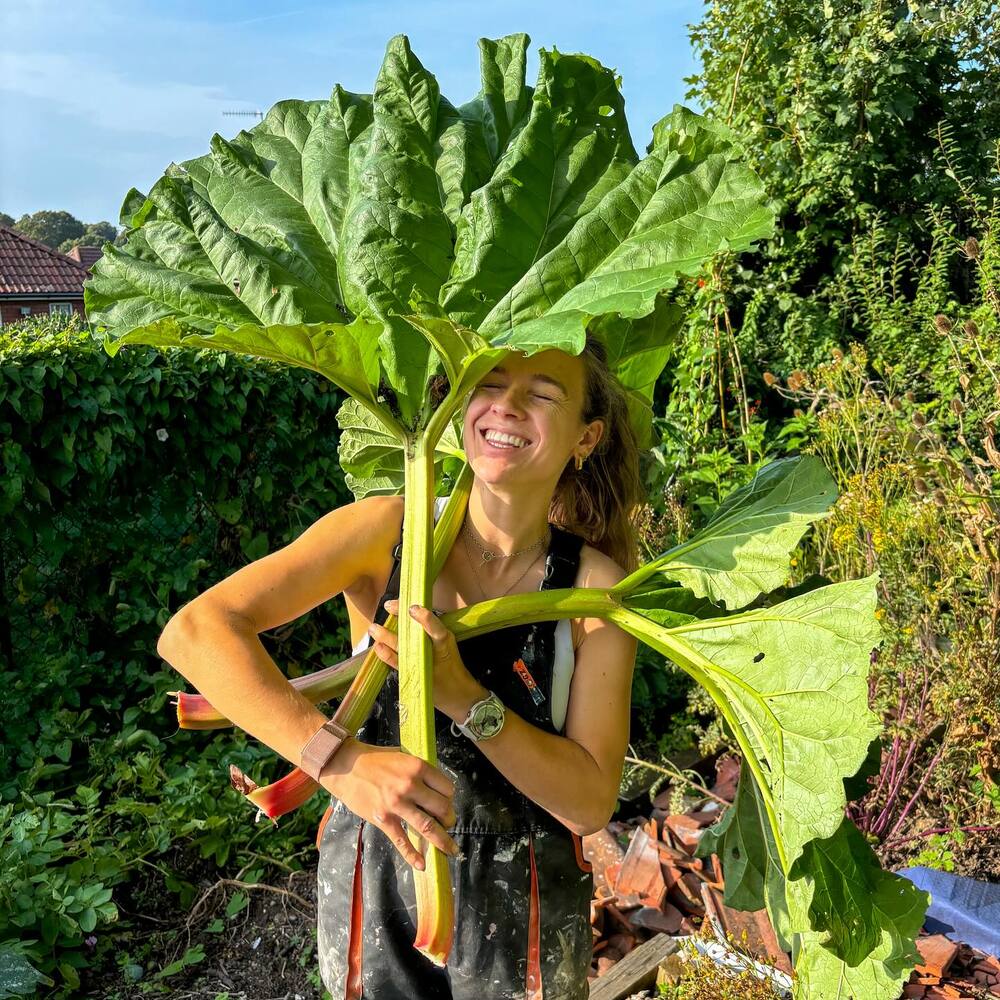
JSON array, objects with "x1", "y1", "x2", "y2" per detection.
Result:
[
  {"x1": 592, "y1": 298, "x2": 686, "y2": 449},
  {"x1": 617, "y1": 455, "x2": 837, "y2": 608},
  {"x1": 435, "y1": 34, "x2": 532, "y2": 225},
  {"x1": 440, "y1": 48, "x2": 637, "y2": 329},
  {"x1": 337, "y1": 36, "x2": 456, "y2": 424},
  {"x1": 337, "y1": 397, "x2": 464, "y2": 498},
  {"x1": 617, "y1": 574, "x2": 883, "y2": 872},
  {"x1": 791, "y1": 818, "x2": 928, "y2": 969},
  {"x1": 101, "y1": 316, "x2": 387, "y2": 419},
  {"x1": 86, "y1": 35, "x2": 772, "y2": 453},
  {"x1": 482, "y1": 106, "x2": 774, "y2": 354},
  {"x1": 697, "y1": 770, "x2": 791, "y2": 943},
  {"x1": 698, "y1": 781, "x2": 926, "y2": 996}
]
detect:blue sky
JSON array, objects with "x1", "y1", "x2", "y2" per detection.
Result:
[{"x1": 0, "y1": 0, "x2": 704, "y2": 227}]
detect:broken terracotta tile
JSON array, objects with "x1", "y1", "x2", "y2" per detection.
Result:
[
  {"x1": 667, "y1": 869, "x2": 705, "y2": 914},
  {"x1": 604, "y1": 902, "x2": 636, "y2": 934},
  {"x1": 582, "y1": 828, "x2": 626, "y2": 896},
  {"x1": 917, "y1": 935, "x2": 960, "y2": 978},
  {"x1": 615, "y1": 827, "x2": 668, "y2": 908},
  {"x1": 686, "y1": 807, "x2": 722, "y2": 828},
  {"x1": 605, "y1": 861, "x2": 622, "y2": 887},
  {"x1": 629, "y1": 903, "x2": 684, "y2": 935},
  {"x1": 659, "y1": 859, "x2": 684, "y2": 895},
  {"x1": 607, "y1": 932, "x2": 636, "y2": 957},
  {"x1": 663, "y1": 813, "x2": 705, "y2": 853},
  {"x1": 652, "y1": 788, "x2": 675, "y2": 812},
  {"x1": 656, "y1": 840, "x2": 693, "y2": 866},
  {"x1": 712, "y1": 754, "x2": 740, "y2": 801},
  {"x1": 596, "y1": 954, "x2": 619, "y2": 975}
]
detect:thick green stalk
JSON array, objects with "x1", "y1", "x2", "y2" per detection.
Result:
[{"x1": 398, "y1": 433, "x2": 453, "y2": 966}]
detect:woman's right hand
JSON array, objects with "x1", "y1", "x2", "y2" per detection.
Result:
[{"x1": 321, "y1": 739, "x2": 460, "y2": 870}]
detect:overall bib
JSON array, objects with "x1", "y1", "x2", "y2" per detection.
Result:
[{"x1": 315, "y1": 523, "x2": 595, "y2": 1000}]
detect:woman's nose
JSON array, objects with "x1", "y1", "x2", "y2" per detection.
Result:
[{"x1": 491, "y1": 388, "x2": 526, "y2": 417}]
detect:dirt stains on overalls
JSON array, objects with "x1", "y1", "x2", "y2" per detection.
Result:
[{"x1": 316, "y1": 525, "x2": 594, "y2": 1000}]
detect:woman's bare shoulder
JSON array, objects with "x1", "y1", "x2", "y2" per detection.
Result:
[
  {"x1": 568, "y1": 542, "x2": 629, "y2": 651},
  {"x1": 575, "y1": 542, "x2": 628, "y2": 589}
]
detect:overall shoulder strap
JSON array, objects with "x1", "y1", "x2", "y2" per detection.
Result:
[
  {"x1": 371, "y1": 495, "x2": 448, "y2": 624},
  {"x1": 540, "y1": 525, "x2": 585, "y2": 591}
]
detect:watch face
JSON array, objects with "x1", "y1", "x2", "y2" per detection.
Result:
[{"x1": 474, "y1": 701, "x2": 504, "y2": 737}]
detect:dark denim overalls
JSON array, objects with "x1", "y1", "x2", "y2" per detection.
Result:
[{"x1": 315, "y1": 524, "x2": 595, "y2": 999}]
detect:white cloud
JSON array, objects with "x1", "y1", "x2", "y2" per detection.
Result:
[{"x1": 0, "y1": 50, "x2": 244, "y2": 139}]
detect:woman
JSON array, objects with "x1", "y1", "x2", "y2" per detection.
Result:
[{"x1": 157, "y1": 334, "x2": 641, "y2": 1000}]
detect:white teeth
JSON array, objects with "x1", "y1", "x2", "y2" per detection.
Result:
[{"x1": 484, "y1": 429, "x2": 528, "y2": 448}]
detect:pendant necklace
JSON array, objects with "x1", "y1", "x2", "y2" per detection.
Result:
[
  {"x1": 463, "y1": 518, "x2": 548, "y2": 564},
  {"x1": 462, "y1": 520, "x2": 550, "y2": 603}
]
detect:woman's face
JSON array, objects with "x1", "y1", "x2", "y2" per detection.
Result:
[{"x1": 462, "y1": 349, "x2": 604, "y2": 490}]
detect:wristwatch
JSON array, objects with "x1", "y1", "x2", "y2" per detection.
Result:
[{"x1": 450, "y1": 690, "x2": 506, "y2": 742}]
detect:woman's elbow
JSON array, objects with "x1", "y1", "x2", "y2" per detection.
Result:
[{"x1": 157, "y1": 606, "x2": 209, "y2": 661}]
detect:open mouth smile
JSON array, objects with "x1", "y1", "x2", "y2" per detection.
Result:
[{"x1": 479, "y1": 427, "x2": 531, "y2": 452}]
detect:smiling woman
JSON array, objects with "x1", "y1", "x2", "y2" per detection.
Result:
[{"x1": 315, "y1": 334, "x2": 643, "y2": 999}]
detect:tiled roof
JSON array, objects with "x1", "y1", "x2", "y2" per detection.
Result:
[
  {"x1": 0, "y1": 225, "x2": 91, "y2": 296},
  {"x1": 66, "y1": 245, "x2": 103, "y2": 269}
]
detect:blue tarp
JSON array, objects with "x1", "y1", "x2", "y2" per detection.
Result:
[{"x1": 896, "y1": 866, "x2": 1000, "y2": 957}]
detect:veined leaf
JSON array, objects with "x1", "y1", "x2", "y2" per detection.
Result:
[
  {"x1": 102, "y1": 317, "x2": 387, "y2": 419},
  {"x1": 617, "y1": 455, "x2": 838, "y2": 608},
  {"x1": 440, "y1": 47, "x2": 637, "y2": 329},
  {"x1": 400, "y1": 314, "x2": 500, "y2": 392},
  {"x1": 337, "y1": 397, "x2": 463, "y2": 498},
  {"x1": 338, "y1": 35, "x2": 455, "y2": 425},
  {"x1": 434, "y1": 34, "x2": 532, "y2": 226},
  {"x1": 616, "y1": 574, "x2": 883, "y2": 870},
  {"x1": 482, "y1": 106, "x2": 774, "y2": 353},
  {"x1": 591, "y1": 297, "x2": 685, "y2": 449},
  {"x1": 697, "y1": 771, "x2": 793, "y2": 949},
  {"x1": 472, "y1": 34, "x2": 533, "y2": 165},
  {"x1": 788, "y1": 823, "x2": 927, "y2": 1000},
  {"x1": 791, "y1": 817, "x2": 928, "y2": 969}
]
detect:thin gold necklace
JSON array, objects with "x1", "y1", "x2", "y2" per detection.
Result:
[
  {"x1": 463, "y1": 518, "x2": 549, "y2": 564},
  {"x1": 462, "y1": 524, "x2": 549, "y2": 603}
]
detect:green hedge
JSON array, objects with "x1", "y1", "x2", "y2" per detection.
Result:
[{"x1": 0, "y1": 315, "x2": 355, "y2": 993}]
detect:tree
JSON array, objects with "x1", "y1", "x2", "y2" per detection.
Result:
[
  {"x1": 59, "y1": 222, "x2": 118, "y2": 253},
  {"x1": 14, "y1": 210, "x2": 86, "y2": 249},
  {"x1": 684, "y1": 0, "x2": 1000, "y2": 374},
  {"x1": 0, "y1": 212, "x2": 13, "y2": 228}
]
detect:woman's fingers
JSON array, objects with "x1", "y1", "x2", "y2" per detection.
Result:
[
  {"x1": 413, "y1": 782, "x2": 458, "y2": 830},
  {"x1": 368, "y1": 621, "x2": 398, "y2": 668},
  {"x1": 407, "y1": 605, "x2": 453, "y2": 651},
  {"x1": 400, "y1": 801, "x2": 460, "y2": 858},
  {"x1": 379, "y1": 815, "x2": 429, "y2": 871}
]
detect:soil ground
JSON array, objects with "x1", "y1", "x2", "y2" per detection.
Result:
[
  {"x1": 78, "y1": 841, "x2": 327, "y2": 999},
  {"x1": 75, "y1": 827, "x2": 998, "y2": 998}
]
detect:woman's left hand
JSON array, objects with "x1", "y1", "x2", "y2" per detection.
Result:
[{"x1": 368, "y1": 600, "x2": 485, "y2": 724}]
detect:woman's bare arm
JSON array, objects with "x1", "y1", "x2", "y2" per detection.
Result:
[
  {"x1": 156, "y1": 494, "x2": 403, "y2": 783},
  {"x1": 448, "y1": 550, "x2": 637, "y2": 836}
]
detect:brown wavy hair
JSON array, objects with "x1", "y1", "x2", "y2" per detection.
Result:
[{"x1": 547, "y1": 333, "x2": 644, "y2": 574}]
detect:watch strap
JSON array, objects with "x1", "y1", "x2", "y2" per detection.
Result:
[{"x1": 300, "y1": 718, "x2": 352, "y2": 781}]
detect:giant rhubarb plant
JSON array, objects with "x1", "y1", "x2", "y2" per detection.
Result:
[{"x1": 85, "y1": 34, "x2": 927, "y2": 998}]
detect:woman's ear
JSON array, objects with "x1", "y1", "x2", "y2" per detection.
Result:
[{"x1": 579, "y1": 418, "x2": 605, "y2": 455}]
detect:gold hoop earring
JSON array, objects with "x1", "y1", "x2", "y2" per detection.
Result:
[{"x1": 575, "y1": 454, "x2": 585, "y2": 472}]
